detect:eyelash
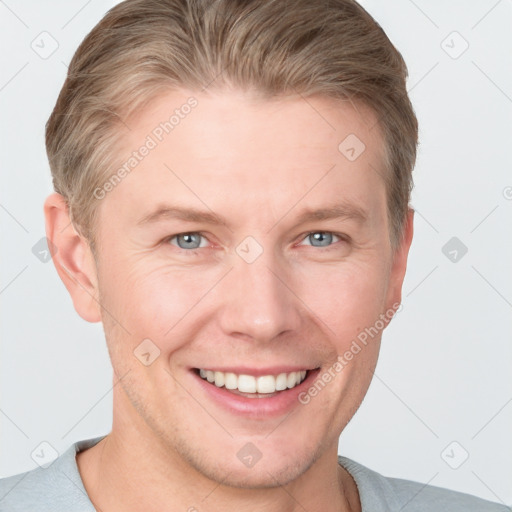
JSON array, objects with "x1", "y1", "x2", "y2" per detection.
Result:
[{"x1": 162, "y1": 231, "x2": 347, "y2": 255}]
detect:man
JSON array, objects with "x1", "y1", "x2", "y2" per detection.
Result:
[{"x1": 0, "y1": 0, "x2": 508, "y2": 510}]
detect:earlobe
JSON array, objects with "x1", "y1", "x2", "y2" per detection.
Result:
[{"x1": 43, "y1": 193, "x2": 102, "y2": 323}]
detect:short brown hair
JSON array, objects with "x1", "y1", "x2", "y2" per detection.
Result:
[{"x1": 46, "y1": 0, "x2": 418, "y2": 254}]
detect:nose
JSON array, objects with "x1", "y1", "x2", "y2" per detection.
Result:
[{"x1": 215, "y1": 249, "x2": 303, "y2": 344}]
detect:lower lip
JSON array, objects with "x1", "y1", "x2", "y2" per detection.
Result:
[{"x1": 190, "y1": 368, "x2": 321, "y2": 419}]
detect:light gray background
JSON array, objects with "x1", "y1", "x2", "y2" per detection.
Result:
[{"x1": 1, "y1": 0, "x2": 511, "y2": 505}]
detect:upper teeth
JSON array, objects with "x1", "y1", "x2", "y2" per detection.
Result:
[{"x1": 198, "y1": 369, "x2": 307, "y2": 394}]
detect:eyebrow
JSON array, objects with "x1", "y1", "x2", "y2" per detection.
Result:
[
  {"x1": 137, "y1": 205, "x2": 228, "y2": 227},
  {"x1": 136, "y1": 202, "x2": 368, "y2": 228}
]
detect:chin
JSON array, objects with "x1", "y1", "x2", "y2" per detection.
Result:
[
  {"x1": 175, "y1": 440, "x2": 319, "y2": 490},
  {"x1": 204, "y1": 458, "x2": 310, "y2": 489}
]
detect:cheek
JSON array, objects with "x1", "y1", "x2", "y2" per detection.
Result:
[
  {"x1": 97, "y1": 266, "x2": 204, "y2": 383},
  {"x1": 103, "y1": 262, "x2": 220, "y2": 346},
  {"x1": 296, "y1": 261, "x2": 389, "y2": 350}
]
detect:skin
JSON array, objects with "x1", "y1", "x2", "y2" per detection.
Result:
[{"x1": 44, "y1": 88, "x2": 414, "y2": 512}]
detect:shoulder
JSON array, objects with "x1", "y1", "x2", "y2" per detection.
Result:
[
  {"x1": 0, "y1": 437, "x2": 104, "y2": 512},
  {"x1": 338, "y1": 456, "x2": 511, "y2": 512},
  {"x1": 384, "y1": 474, "x2": 510, "y2": 512}
]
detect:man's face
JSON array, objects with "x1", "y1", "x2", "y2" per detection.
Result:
[{"x1": 90, "y1": 89, "x2": 408, "y2": 486}]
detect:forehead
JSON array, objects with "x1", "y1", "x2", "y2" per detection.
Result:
[
  {"x1": 123, "y1": 88, "x2": 384, "y2": 159},
  {"x1": 100, "y1": 88, "x2": 388, "y2": 231}
]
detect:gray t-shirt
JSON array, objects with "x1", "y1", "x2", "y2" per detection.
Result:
[{"x1": 0, "y1": 436, "x2": 509, "y2": 511}]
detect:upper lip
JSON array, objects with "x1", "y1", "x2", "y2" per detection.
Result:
[{"x1": 192, "y1": 366, "x2": 319, "y2": 377}]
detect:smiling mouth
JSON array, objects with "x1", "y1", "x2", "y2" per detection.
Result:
[{"x1": 193, "y1": 368, "x2": 318, "y2": 397}]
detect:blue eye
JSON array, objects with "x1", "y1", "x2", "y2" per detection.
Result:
[
  {"x1": 164, "y1": 230, "x2": 345, "y2": 254},
  {"x1": 299, "y1": 231, "x2": 343, "y2": 248},
  {"x1": 167, "y1": 232, "x2": 208, "y2": 251}
]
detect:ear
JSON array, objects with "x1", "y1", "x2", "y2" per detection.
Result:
[
  {"x1": 384, "y1": 207, "x2": 414, "y2": 312},
  {"x1": 43, "y1": 193, "x2": 102, "y2": 323}
]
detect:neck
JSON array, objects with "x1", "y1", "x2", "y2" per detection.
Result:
[{"x1": 76, "y1": 393, "x2": 360, "y2": 512}]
